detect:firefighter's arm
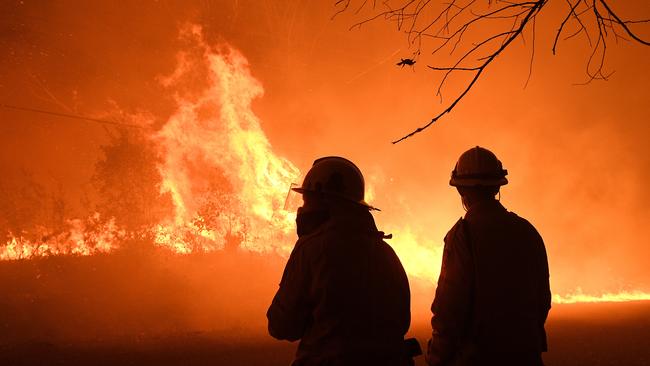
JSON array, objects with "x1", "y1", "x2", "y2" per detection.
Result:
[
  {"x1": 538, "y1": 234, "x2": 552, "y2": 351},
  {"x1": 426, "y1": 219, "x2": 474, "y2": 366},
  {"x1": 267, "y1": 243, "x2": 311, "y2": 341},
  {"x1": 388, "y1": 243, "x2": 412, "y2": 336},
  {"x1": 540, "y1": 241, "x2": 551, "y2": 320}
]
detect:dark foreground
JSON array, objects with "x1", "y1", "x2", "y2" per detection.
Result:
[
  {"x1": 0, "y1": 251, "x2": 648, "y2": 365},
  {"x1": 2, "y1": 301, "x2": 649, "y2": 366}
]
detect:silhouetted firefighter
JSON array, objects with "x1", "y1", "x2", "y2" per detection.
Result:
[
  {"x1": 268, "y1": 156, "x2": 421, "y2": 366},
  {"x1": 426, "y1": 147, "x2": 551, "y2": 366}
]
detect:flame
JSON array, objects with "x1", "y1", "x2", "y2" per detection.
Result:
[
  {"x1": 0, "y1": 26, "x2": 299, "y2": 259},
  {"x1": 390, "y1": 227, "x2": 443, "y2": 281},
  {"x1": 553, "y1": 289, "x2": 650, "y2": 304},
  {"x1": 0, "y1": 25, "x2": 647, "y2": 305},
  {"x1": 0, "y1": 213, "x2": 124, "y2": 260},
  {"x1": 152, "y1": 25, "x2": 299, "y2": 254}
]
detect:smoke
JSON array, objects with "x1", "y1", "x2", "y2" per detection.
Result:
[{"x1": 0, "y1": 1, "x2": 648, "y2": 344}]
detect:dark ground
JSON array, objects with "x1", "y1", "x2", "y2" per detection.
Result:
[
  {"x1": 0, "y1": 251, "x2": 648, "y2": 365},
  {"x1": 2, "y1": 302, "x2": 650, "y2": 366}
]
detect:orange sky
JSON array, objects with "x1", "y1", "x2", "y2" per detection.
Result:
[{"x1": 0, "y1": 0, "x2": 649, "y2": 297}]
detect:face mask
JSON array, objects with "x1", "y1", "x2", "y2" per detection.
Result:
[{"x1": 296, "y1": 207, "x2": 330, "y2": 237}]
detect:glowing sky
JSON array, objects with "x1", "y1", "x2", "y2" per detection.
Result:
[{"x1": 0, "y1": 0, "x2": 648, "y2": 296}]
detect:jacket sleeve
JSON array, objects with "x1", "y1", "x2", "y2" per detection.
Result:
[
  {"x1": 267, "y1": 242, "x2": 311, "y2": 341},
  {"x1": 537, "y1": 233, "x2": 552, "y2": 351},
  {"x1": 426, "y1": 219, "x2": 474, "y2": 366},
  {"x1": 384, "y1": 240, "x2": 412, "y2": 337}
]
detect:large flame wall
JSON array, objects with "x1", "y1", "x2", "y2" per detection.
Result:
[{"x1": 0, "y1": 1, "x2": 649, "y2": 309}]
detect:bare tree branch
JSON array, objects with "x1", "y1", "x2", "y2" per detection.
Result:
[
  {"x1": 563, "y1": 0, "x2": 592, "y2": 46},
  {"x1": 332, "y1": 0, "x2": 352, "y2": 19},
  {"x1": 598, "y1": 0, "x2": 650, "y2": 45},
  {"x1": 524, "y1": 15, "x2": 537, "y2": 88},
  {"x1": 392, "y1": 0, "x2": 546, "y2": 143},
  {"x1": 553, "y1": 0, "x2": 583, "y2": 54},
  {"x1": 336, "y1": 0, "x2": 650, "y2": 143}
]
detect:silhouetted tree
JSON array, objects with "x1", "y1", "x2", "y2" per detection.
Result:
[
  {"x1": 334, "y1": 0, "x2": 649, "y2": 142},
  {"x1": 93, "y1": 131, "x2": 173, "y2": 231},
  {"x1": 0, "y1": 168, "x2": 47, "y2": 240}
]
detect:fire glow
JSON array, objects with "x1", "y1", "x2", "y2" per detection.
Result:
[
  {"x1": 0, "y1": 27, "x2": 647, "y2": 305},
  {"x1": 152, "y1": 25, "x2": 299, "y2": 255},
  {"x1": 553, "y1": 289, "x2": 650, "y2": 304}
]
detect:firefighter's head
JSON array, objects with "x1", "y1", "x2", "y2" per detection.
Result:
[
  {"x1": 292, "y1": 156, "x2": 377, "y2": 212},
  {"x1": 450, "y1": 146, "x2": 508, "y2": 209},
  {"x1": 289, "y1": 156, "x2": 376, "y2": 237}
]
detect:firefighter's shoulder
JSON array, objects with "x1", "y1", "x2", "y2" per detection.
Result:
[
  {"x1": 506, "y1": 210, "x2": 543, "y2": 240},
  {"x1": 294, "y1": 223, "x2": 329, "y2": 250},
  {"x1": 443, "y1": 217, "x2": 466, "y2": 243}
]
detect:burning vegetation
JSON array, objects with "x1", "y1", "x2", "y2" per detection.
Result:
[
  {"x1": 1, "y1": 25, "x2": 648, "y2": 308},
  {"x1": 0, "y1": 2, "x2": 648, "y2": 364},
  {"x1": 1, "y1": 26, "x2": 299, "y2": 261}
]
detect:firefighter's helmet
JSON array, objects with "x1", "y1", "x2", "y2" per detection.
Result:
[
  {"x1": 450, "y1": 146, "x2": 508, "y2": 187},
  {"x1": 292, "y1": 156, "x2": 377, "y2": 210}
]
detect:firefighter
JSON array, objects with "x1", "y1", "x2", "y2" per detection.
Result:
[
  {"x1": 268, "y1": 156, "x2": 416, "y2": 366},
  {"x1": 426, "y1": 146, "x2": 551, "y2": 366}
]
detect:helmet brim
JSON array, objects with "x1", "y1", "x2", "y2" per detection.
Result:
[
  {"x1": 449, "y1": 177, "x2": 508, "y2": 187},
  {"x1": 291, "y1": 187, "x2": 380, "y2": 211}
]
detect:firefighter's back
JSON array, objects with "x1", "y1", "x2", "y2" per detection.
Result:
[
  {"x1": 464, "y1": 200, "x2": 550, "y2": 359},
  {"x1": 295, "y1": 208, "x2": 411, "y2": 365}
]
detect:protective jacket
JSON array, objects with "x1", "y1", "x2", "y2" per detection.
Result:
[
  {"x1": 427, "y1": 200, "x2": 551, "y2": 366},
  {"x1": 267, "y1": 206, "x2": 412, "y2": 366}
]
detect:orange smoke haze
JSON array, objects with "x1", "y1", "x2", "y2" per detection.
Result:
[{"x1": 0, "y1": 0, "x2": 649, "y2": 339}]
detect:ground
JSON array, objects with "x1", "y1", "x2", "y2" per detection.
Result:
[{"x1": 0, "y1": 251, "x2": 648, "y2": 365}]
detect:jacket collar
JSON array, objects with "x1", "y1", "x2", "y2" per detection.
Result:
[{"x1": 465, "y1": 199, "x2": 506, "y2": 220}]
